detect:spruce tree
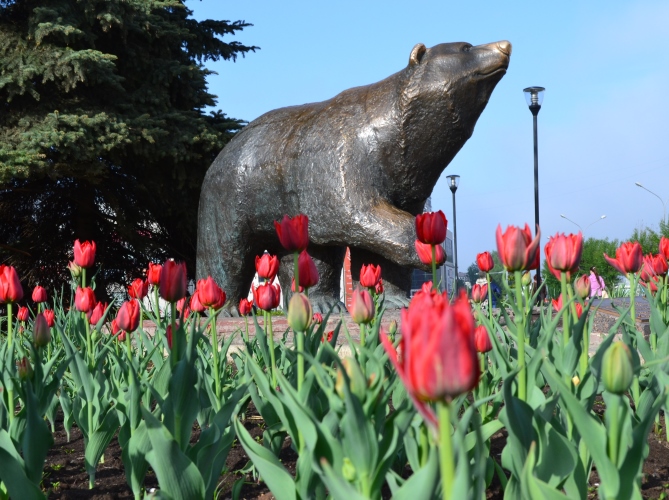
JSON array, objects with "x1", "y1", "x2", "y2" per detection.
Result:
[{"x1": 0, "y1": 0, "x2": 256, "y2": 297}]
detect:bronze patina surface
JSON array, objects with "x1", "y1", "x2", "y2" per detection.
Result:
[{"x1": 197, "y1": 40, "x2": 511, "y2": 314}]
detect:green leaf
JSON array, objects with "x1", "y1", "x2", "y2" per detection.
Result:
[
  {"x1": 21, "y1": 382, "x2": 54, "y2": 484},
  {"x1": 232, "y1": 418, "x2": 296, "y2": 500},
  {"x1": 521, "y1": 441, "x2": 570, "y2": 500},
  {"x1": 84, "y1": 409, "x2": 119, "y2": 479},
  {"x1": 0, "y1": 430, "x2": 44, "y2": 500}
]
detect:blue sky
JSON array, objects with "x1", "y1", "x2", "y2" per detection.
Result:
[{"x1": 190, "y1": 0, "x2": 669, "y2": 270}]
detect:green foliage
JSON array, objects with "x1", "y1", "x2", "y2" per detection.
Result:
[
  {"x1": 630, "y1": 219, "x2": 669, "y2": 255},
  {"x1": 0, "y1": 0, "x2": 257, "y2": 295},
  {"x1": 466, "y1": 262, "x2": 479, "y2": 286}
]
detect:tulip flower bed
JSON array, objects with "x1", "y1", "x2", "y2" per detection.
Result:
[{"x1": 3, "y1": 214, "x2": 669, "y2": 500}]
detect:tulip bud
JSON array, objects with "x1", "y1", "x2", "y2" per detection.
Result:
[
  {"x1": 89, "y1": 301, "x2": 106, "y2": 325},
  {"x1": 189, "y1": 291, "x2": 205, "y2": 314},
  {"x1": 197, "y1": 276, "x2": 226, "y2": 309},
  {"x1": 321, "y1": 330, "x2": 334, "y2": 343},
  {"x1": 347, "y1": 288, "x2": 374, "y2": 325},
  {"x1": 75, "y1": 287, "x2": 96, "y2": 313},
  {"x1": 359, "y1": 264, "x2": 382, "y2": 288},
  {"x1": 43, "y1": 309, "x2": 55, "y2": 327},
  {"x1": 73, "y1": 239, "x2": 96, "y2": 268},
  {"x1": 476, "y1": 251, "x2": 495, "y2": 273},
  {"x1": 471, "y1": 283, "x2": 487, "y2": 304},
  {"x1": 415, "y1": 211, "x2": 448, "y2": 245},
  {"x1": 0, "y1": 265, "x2": 23, "y2": 303},
  {"x1": 117, "y1": 300, "x2": 140, "y2": 333},
  {"x1": 33, "y1": 313, "x2": 52, "y2": 347},
  {"x1": 147, "y1": 262, "x2": 162, "y2": 285},
  {"x1": 287, "y1": 293, "x2": 312, "y2": 332},
  {"x1": 17, "y1": 306, "x2": 29, "y2": 322},
  {"x1": 375, "y1": 279, "x2": 384, "y2": 295},
  {"x1": 601, "y1": 341, "x2": 633, "y2": 395},
  {"x1": 239, "y1": 297, "x2": 253, "y2": 316},
  {"x1": 255, "y1": 253, "x2": 280, "y2": 281},
  {"x1": 159, "y1": 260, "x2": 188, "y2": 303},
  {"x1": 274, "y1": 214, "x2": 310, "y2": 252},
  {"x1": 297, "y1": 250, "x2": 319, "y2": 288},
  {"x1": 128, "y1": 278, "x2": 149, "y2": 300},
  {"x1": 388, "y1": 320, "x2": 398, "y2": 336},
  {"x1": 572, "y1": 375, "x2": 580, "y2": 387},
  {"x1": 312, "y1": 312, "x2": 323, "y2": 324},
  {"x1": 32, "y1": 285, "x2": 47, "y2": 303},
  {"x1": 521, "y1": 271, "x2": 532, "y2": 287},
  {"x1": 68, "y1": 260, "x2": 82, "y2": 279},
  {"x1": 111, "y1": 319, "x2": 120, "y2": 336},
  {"x1": 335, "y1": 358, "x2": 367, "y2": 401},
  {"x1": 574, "y1": 275, "x2": 591, "y2": 300},
  {"x1": 474, "y1": 325, "x2": 492, "y2": 353},
  {"x1": 17, "y1": 357, "x2": 33, "y2": 380}
]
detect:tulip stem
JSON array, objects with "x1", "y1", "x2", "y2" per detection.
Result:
[
  {"x1": 431, "y1": 245, "x2": 438, "y2": 292},
  {"x1": 560, "y1": 272, "x2": 570, "y2": 352},
  {"x1": 437, "y1": 401, "x2": 455, "y2": 500},
  {"x1": 514, "y1": 271, "x2": 527, "y2": 402},
  {"x1": 244, "y1": 316, "x2": 249, "y2": 345},
  {"x1": 607, "y1": 394, "x2": 621, "y2": 467},
  {"x1": 264, "y1": 310, "x2": 278, "y2": 388},
  {"x1": 296, "y1": 329, "x2": 304, "y2": 392},
  {"x1": 170, "y1": 302, "x2": 177, "y2": 368},
  {"x1": 208, "y1": 307, "x2": 221, "y2": 408},
  {"x1": 125, "y1": 328, "x2": 132, "y2": 360},
  {"x1": 293, "y1": 252, "x2": 300, "y2": 293},
  {"x1": 82, "y1": 268, "x2": 86, "y2": 289},
  {"x1": 6, "y1": 304, "x2": 14, "y2": 425},
  {"x1": 153, "y1": 287, "x2": 161, "y2": 323},
  {"x1": 486, "y1": 272, "x2": 493, "y2": 321}
]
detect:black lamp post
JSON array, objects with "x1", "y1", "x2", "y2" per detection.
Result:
[
  {"x1": 523, "y1": 86, "x2": 545, "y2": 289},
  {"x1": 446, "y1": 174, "x2": 460, "y2": 291}
]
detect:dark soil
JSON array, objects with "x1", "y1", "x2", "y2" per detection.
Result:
[{"x1": 40, "y1": 409, "x2": 669, "y2": 499}]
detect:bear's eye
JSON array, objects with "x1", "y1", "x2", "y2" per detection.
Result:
[{"x1": 462, "y1": 44, "x2": 472, "y2": 52}]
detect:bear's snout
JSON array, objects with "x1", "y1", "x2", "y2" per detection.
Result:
[{"x1": 496, "y1": 40, "x2": 512, "y2": 56}]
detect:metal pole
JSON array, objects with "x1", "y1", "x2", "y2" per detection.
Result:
[
  {"x1": 531, "y1": 107, "x2": 541, "y2": 289},
  {"x1": 452, "y1": 189, "x2": 458, "y2": 291}
]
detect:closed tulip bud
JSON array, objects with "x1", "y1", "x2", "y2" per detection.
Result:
[
  {"x1": 147, "y1": 262, "x2": 162, "y2": 285},
  {"x1": 297, "y1": 250, "x2": 319, "y2": 288},
  {"x1": 197, "y1": 276, "x2": 226, "y2": 309},
  {"x1": 128, "y1": 278, "x2": 149, "y2": 300},
  {"x1": 43, "y1": 309, "x2": 55, "y2": 327},
  {"x1": 388, "y1": 319, "x2": 398, "y2": 336},
  {"x1": 253, "y1": 283, "x2": 281, "y2": 311},
  {"x1": 375, "y1": 279, "x2": 384, "y2": 295},
  {"x1": 313, "y1": 312, "x2": 323, "y2": 324},
  {"x1": 572, "y1": 375, "x2": 580, "y2": 387},
  {"x1": 496, "y1": 224, "x2": 541, "y2": 272},
  {"x1": 17, "y1": 357, "x2": 33, "y2": 380},
  {"x1": 321, "y1": 330, "x2": 334, "y2": 343},
  {"x1": 159, "y1": 260, "x2": 187, "y2": 302},
  {"x1": 116, "y1": 330, "x2": 126, "y2": 342},
  {"x1": 68, "y1": 260, "x2": 82, "y2": 279},
  {"x1": 290, "y1": 277, "x2": 304, "y2": 293},
  {"x1": 414, "y1": 240, "x2": 446, "y2": 266},
  {"x1": 347, "y1": 288, "x2": 374, "y2": 325},
  {"x1": 474, "y1": 325, "x2": 493, "y2": 353},
  {"x1": 89, "y1": 301, "x2": 106, "y2": 325},
  {"x1": 382, "y1": 290, "x2": 479, "y2": 410},
  {"x1": 274, "y1": 214, "x2": 309, "y2": 252},
  {"x1": 75, "y1": 287, "x2": 96, "y2": 313},
  {"x1": 73, "y1": 239, "x2": 96, "y2": 268},
  {"x1": 601, "y1": 341, "x2": 633, "y2": 395},
  {"x1": 0, "y1": 265, "x2": 23, "y2": 303},
  {"x1": 255, "y1": 254, "x2": 280, "y2": 281},
  {"x1": 116, "y1": 300, "x2": 140, "y2": 333},
  {"x1": 415, "y1": 210, "x2": 448, "y2": 245},
  {"x1": 287, "y1": 293, "x2": 312, "y2": 332},
  {"x1": 189, "y1": 290, "x2": 205, "y2": 313},
  {"x1": 17, "y1": 306, "x2": 29, "y2": 322},
  {"x1": 545, "y1": 232, "x2": 583, "y2": 281},
  {"x1": 660, "y1": 237, "x2": 669, "y2": 261},
  {"x1": 111, "y1": 319, "x2": 120, "y2": 335},
  {"x1": 552, "y1": 294, "x2": 583, "y2": 317},
  {"x1": 33, "y1": 313, "x2": 51, "y2": 347},
  {"x1": 471, "y1": 283, "x2": 488, "y2": 303},
  {"x1": 641, "y1": 253, "x2": 668, "y2": 281},
  {"x1": 239, "y1": 297, "x2": 253, "y2": 316},
  {"x1": 521, "y1": 271, "x2": 532, "y2": 287},
  {"x1": 574, "y1": 275, "x2": 591, "y2": 300},
  {"x1": 476, "y1": 251, "x2": 495, "y2": 273},
  {"x1": 604, "y1": 241, "x2": 642, "y2": 275},
  {"x1": 32, "y1": 285, "x2": 47, "y2": 303},
  {"x1": 336, "y1": 357, "x2": 367, "y2": 401},
  {"x1": 359, "y1": 264, "x2": 382, "y2": 288}
]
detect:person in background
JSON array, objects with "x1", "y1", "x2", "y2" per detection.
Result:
[{"x1": 589, "y1": 266, "x2": 606, "y2": 298}]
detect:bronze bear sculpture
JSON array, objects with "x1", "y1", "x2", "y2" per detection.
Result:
[{"x1": 197, "y1": 40, "x2": 511, "y2": 314}]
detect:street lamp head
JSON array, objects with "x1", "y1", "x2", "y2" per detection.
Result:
[
  {"x1": 600, "y1": 215, "x2": 606, "y2": 220},
  {"x1": 523, "y1": 86, "x2": 545, "y2": 115},
  {"x1": 446, "y1": 174, "x2": 460, "y2": 194},
  {"x1": 635, "y1": 182, "x2": 643, "y2": 188}
]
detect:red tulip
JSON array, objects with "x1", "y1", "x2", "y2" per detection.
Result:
[
  {"x1": 32, "y1": 285, "x2": 47, "y2": 303},
  {"x1": 414, "y1": 240, "x2": 446, "y2": 266},
  {"x1": 255, "y1": 254, "x2": 280, "y2": 281},
  {"x1": 359, "y1": 264, "x2": 382, "y2": 288},
  {"x1": 239, "y1": 298, "x2": 253, "y2": 316},
  {"x1": 0, "y1": 265, "x2": 23, "y2": 303},
  {"x1": 604, "y1": 241, "x2": 643, "y2": 275},
  {"x1": 375, "y1": 279, "x2": 384, "y2": 295},
  {"x1": 321, "y1": 330, "x2": 334, "y2": 343},
  {"x1": 189, "y1": 291, "x2": 205, "y2": 314},
  {"x1": 574, "y1": 275, "x2": 591, "y2": 300},
  {"x1": 297, "y1": 250, "x2": 319, "y2": 288},
  {"x1": 75, "y1": 287, "x2": 96, "y2": 313},
  {"x1": 660, "y1": 237, "x2": 669, "y2": 261},
  {"x1": 43, "y1": 309, "x2": 55, "y2": 327},
  {"x1": 274, "y1": 214, "x2": 309, "y2": 252},
  {"x1": 476, "y1": 252, "x2": 495, "y2": 273},
  {"x1": 116, "y1": 300, "x2": 140, "y2": 333},
  {"x1": 147, "y1": 262, "x2": 162, "y2": 286},
  {"x1": 544, "y1": 232, "x2": 583, "y2": 281},
  {"x1": 415, "y1": 211, "x2": 447, "y2": 245},
  {"x1": 116, "y1": 330, "x2": 126, "y2": 342},
  {"x1": 291, "y1": 277, "x2": 304, "y2": 293},
  {"x1": 17, "y1": 306, "x2": 29, "y2": 322},
  {"x1": 642, "y1": 275, "x2": 662, "y2": 296},
  {"x1": 159, "y1": 260, "x2": 187, "y2": 302},
  {"x1": 73, "y1": 239, "x2": 96, "y2": 268},
  {"x1": 197, "y1": 276, "x2": 226, "y2": 309},
  {"x1": 471, "y1": 283, "x2": 488, "y2": 304},
  {"x1": 89, "y1": 302, "x2": 107, "y2": 325},
  {"x1": 253, "y1": 283, "x2": 281, "y2": 311},
  {"x1": 33, "y1": 313, "x2": 51, "y2": 347},
  {"x1": 313, "y1": 312, "x2": 323, "y2": 324},
  {"x1": 111, "y1": 319, "x2": 120, "y2": 335},
  {"x1": 347, "y1": 288, "x2": 374, "y2": 325},
  {"x1": 474, "y1": 325, "x2": 492, "y2": 353},
  {"x1": 552, "y1": 294, "x2": 583, "y2": 318},
  {"x1": 128, "y1": 278, "x2": 149, "y2": 300},
  {"x1": 381, "y1": 290, "x2": 479, "y2": 428},
  {"x1": 641, "y1": 253, "x2": 668, "y2": 281},
  {"x1": 496, "y1": 224, "x2": 541, "y2": 272}
]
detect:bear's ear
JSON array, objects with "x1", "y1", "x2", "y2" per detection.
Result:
[{"x1": 409, "y1": 43, "x2": 427, "y2": 66}]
